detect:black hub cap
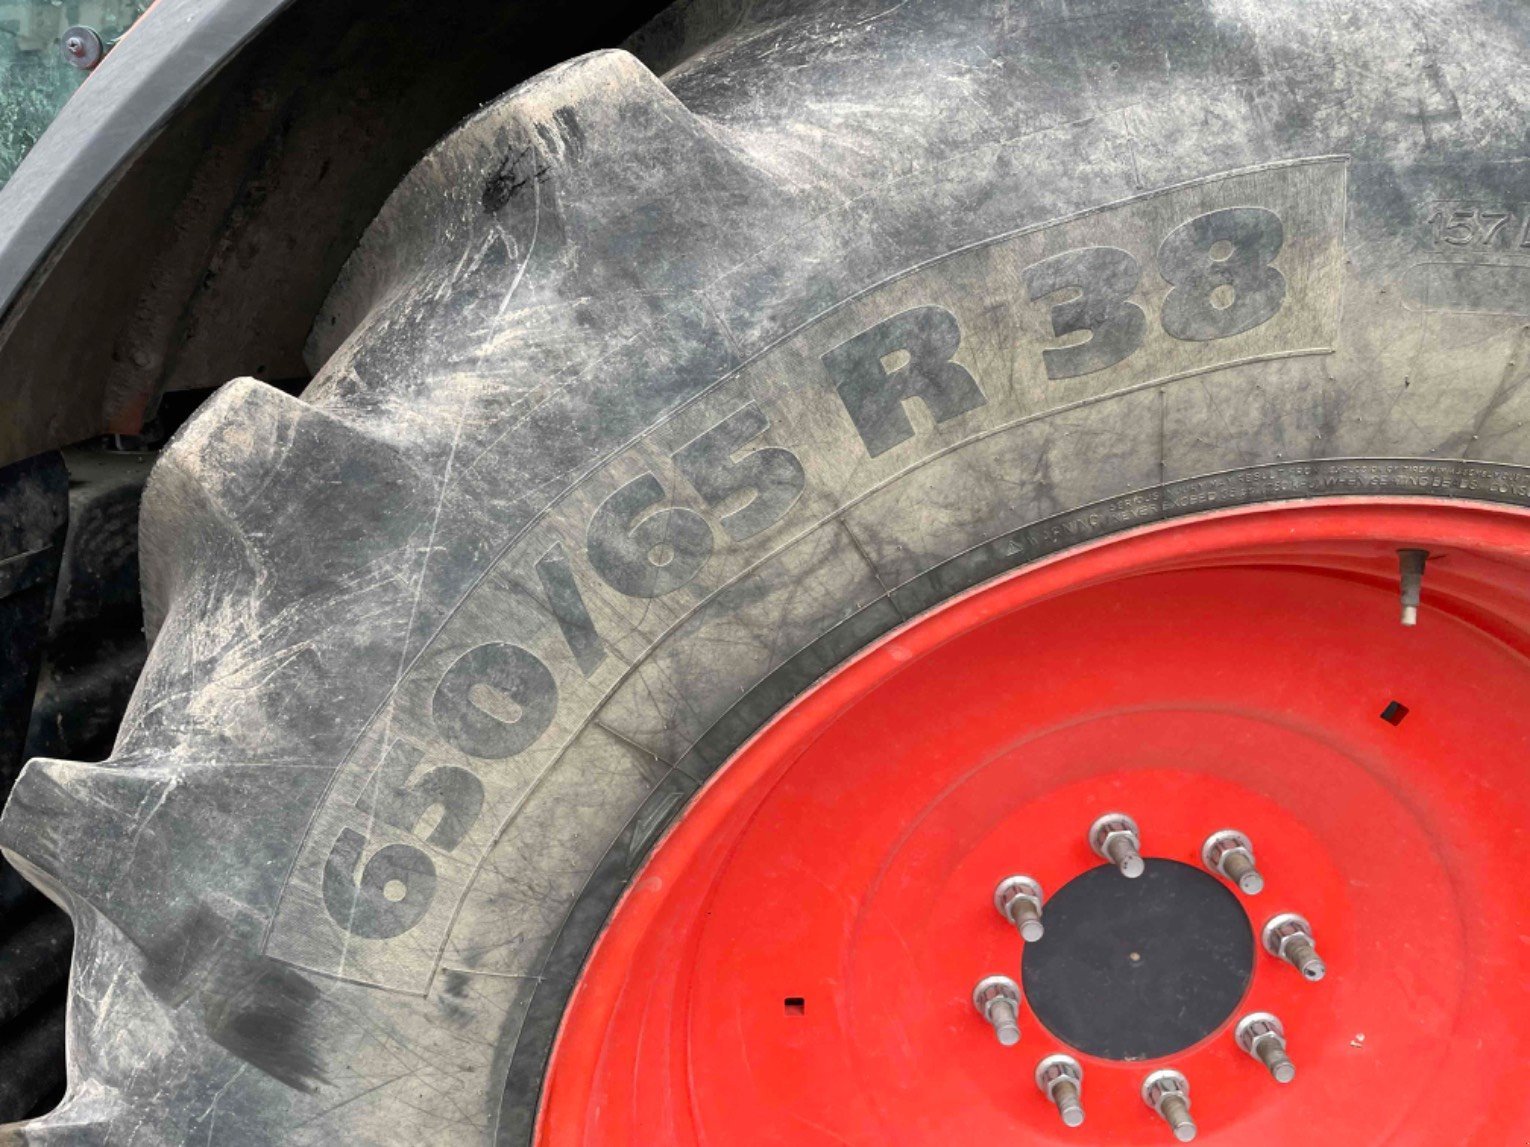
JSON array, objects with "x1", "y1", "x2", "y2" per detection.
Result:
[{"x1": 1021, "y1": 860, "x2": 1254, "y2": 1060}]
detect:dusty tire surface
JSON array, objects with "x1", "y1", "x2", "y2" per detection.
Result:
[{"x1": 5, "y1": 1, "x2": 1530, "y2": 1142}]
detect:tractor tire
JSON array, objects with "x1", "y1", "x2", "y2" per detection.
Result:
[{"x1": 4, "y1": 1, "x2": 1530, "y2": 1143}]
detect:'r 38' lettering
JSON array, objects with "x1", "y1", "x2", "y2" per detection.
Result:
[{"x1": 822, "y1": 206, "x2": 1289, "y2": 454}]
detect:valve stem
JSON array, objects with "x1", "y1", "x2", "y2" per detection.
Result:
[{"x1": 1399, "y1": 549, "x2": 1428, "y2": 626}]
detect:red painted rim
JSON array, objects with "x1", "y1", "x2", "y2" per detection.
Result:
[{"x1": 539, "y1": 499, "x2": 1530, "y2": 1145}]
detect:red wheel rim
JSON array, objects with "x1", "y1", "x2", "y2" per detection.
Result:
[{"x1": 539, "y1": 499, "x2": 1530, "y2": 1145}]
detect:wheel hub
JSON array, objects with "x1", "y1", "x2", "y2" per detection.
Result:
[
  {"x1": 1022, "y1": 860, "x2": 1254, "y2": 1061},
  {"x1": 541, "y1": 500, "x2": 1530, "y2": 1144}
]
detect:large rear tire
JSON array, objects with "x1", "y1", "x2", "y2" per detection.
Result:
[{"x1": 4, "y1": 1, "x2": 1530, "y2": 1142}]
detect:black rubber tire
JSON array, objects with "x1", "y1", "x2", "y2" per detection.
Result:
[{"x1": 5, "y1": 2, "x2": 1530, "y2": 1143}]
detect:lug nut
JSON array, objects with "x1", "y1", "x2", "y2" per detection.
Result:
[
  {"x1": 1201, "y1": 829, "x2": 1264, "y2": 895},
  {"x1": 1089, "y1": 812, "x2": 1145, "y2": 878},
  {"x1": 1142, "y1": 1069, "x2": 1197, "y2": 1141},
  {"x1": 995, "y1": 875, "x2": 1046, "y2": 941},
  {"x1": 1235, "y1": 1012, "x2": 1296, "y2": 1083},
  {"x1": 972, "y1": 975, "x2": 1022, "y2": 1046},
  {"x1": 1035, "y1": 1054, "x2": 1084, "y2": 1127},
  {"x1": 1262, "y1": 913, "x2": 1326, "y2": 981}
]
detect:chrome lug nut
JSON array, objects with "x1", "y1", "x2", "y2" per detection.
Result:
[
  {"x1": 972, "y1": 975, "x2": 1022, "y2": 1046},
  {"x1": 995, "y1": 875, "x2": 1046, "y2": 941},
  {"x1": 1141, "y1": 1069, "x2": 1197, "y2": 1141},
  {"x1": 1035, "y1": 1054, "x2": 1085, "y2": 1127},
  {"x1": 1201, "y1": 829, "x2": 1264, "y2": 895},
  {"x1": 1262, "y1": 912, "x2": 1327, "y2": 982},
  {"x1": 1235, "y1": 1012, "x2": 1295, "y2": 1083},
  {"x1": 1089, "y1": 812, "x2": 1145, "y2": 878}
]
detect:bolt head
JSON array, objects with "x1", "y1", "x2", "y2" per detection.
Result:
[
  {"x1": 1201, "y1": 828, "x2": 1253, "y2": 867},
  {"x1": 1034, "y1": 1053, "x2": 1082, "y2": 1091},
  {"x1": 1261, "y1": 912, "x2": 1312, "y2": 956},
  {"x1": 1234, "y1": 1011, "x2": 1285, "y2": 1051},
  {"x1": 1201, "y1": 828, "x2": 1249, "y2": 862},
  {"x1": 994, "y1": 874, "x2": 1042, "y2": 912},
  {"x1": 1088, "y1": 811, "x2": 1139, "y2": 852},
  {"x1": 972, "y1": 974, "x2": 1020, "y2": 1012},
  {"x1": 1141, "y1": 1068, "x2": 1189, "y2": 1107}
]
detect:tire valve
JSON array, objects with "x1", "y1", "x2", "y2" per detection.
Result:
[
  {"x1": 1035, "y1": 1054, "x2": 1085, "y2": 1127},
  {"x1": 1399, "y1": 548, "x2": 1428, "y2": 626},
  {"x1": 1235, "y1": 1012, "x2": 1296, "y2": 1083},
  {"x1": 995, "y1": 875, "x2": 1046, "y2": 941},
  {"x1": 1089, "y1": 812, "x2": 1145, "y2": 878},
  {"x1": 1142, "y1": 1069, "x2": 1197, "y2": 1141},
  {"x1": 972, "y1": 975, "x2": 1022, "y2": 1046},
  {"x1": 1262, "y1": 912, "x2": 1327, "y2": 981},
  {"x1": 1201, "y1": 829, "x2": 1264, "y2": 895}
]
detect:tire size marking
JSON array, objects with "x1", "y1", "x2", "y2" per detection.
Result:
[{"x1": 264, "y1": 157, "x2": 1349, "y2": 993}]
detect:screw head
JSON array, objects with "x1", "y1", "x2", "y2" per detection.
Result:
[{"x1": 58, "y1": 25, "x2": 105, "y2": 69}]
